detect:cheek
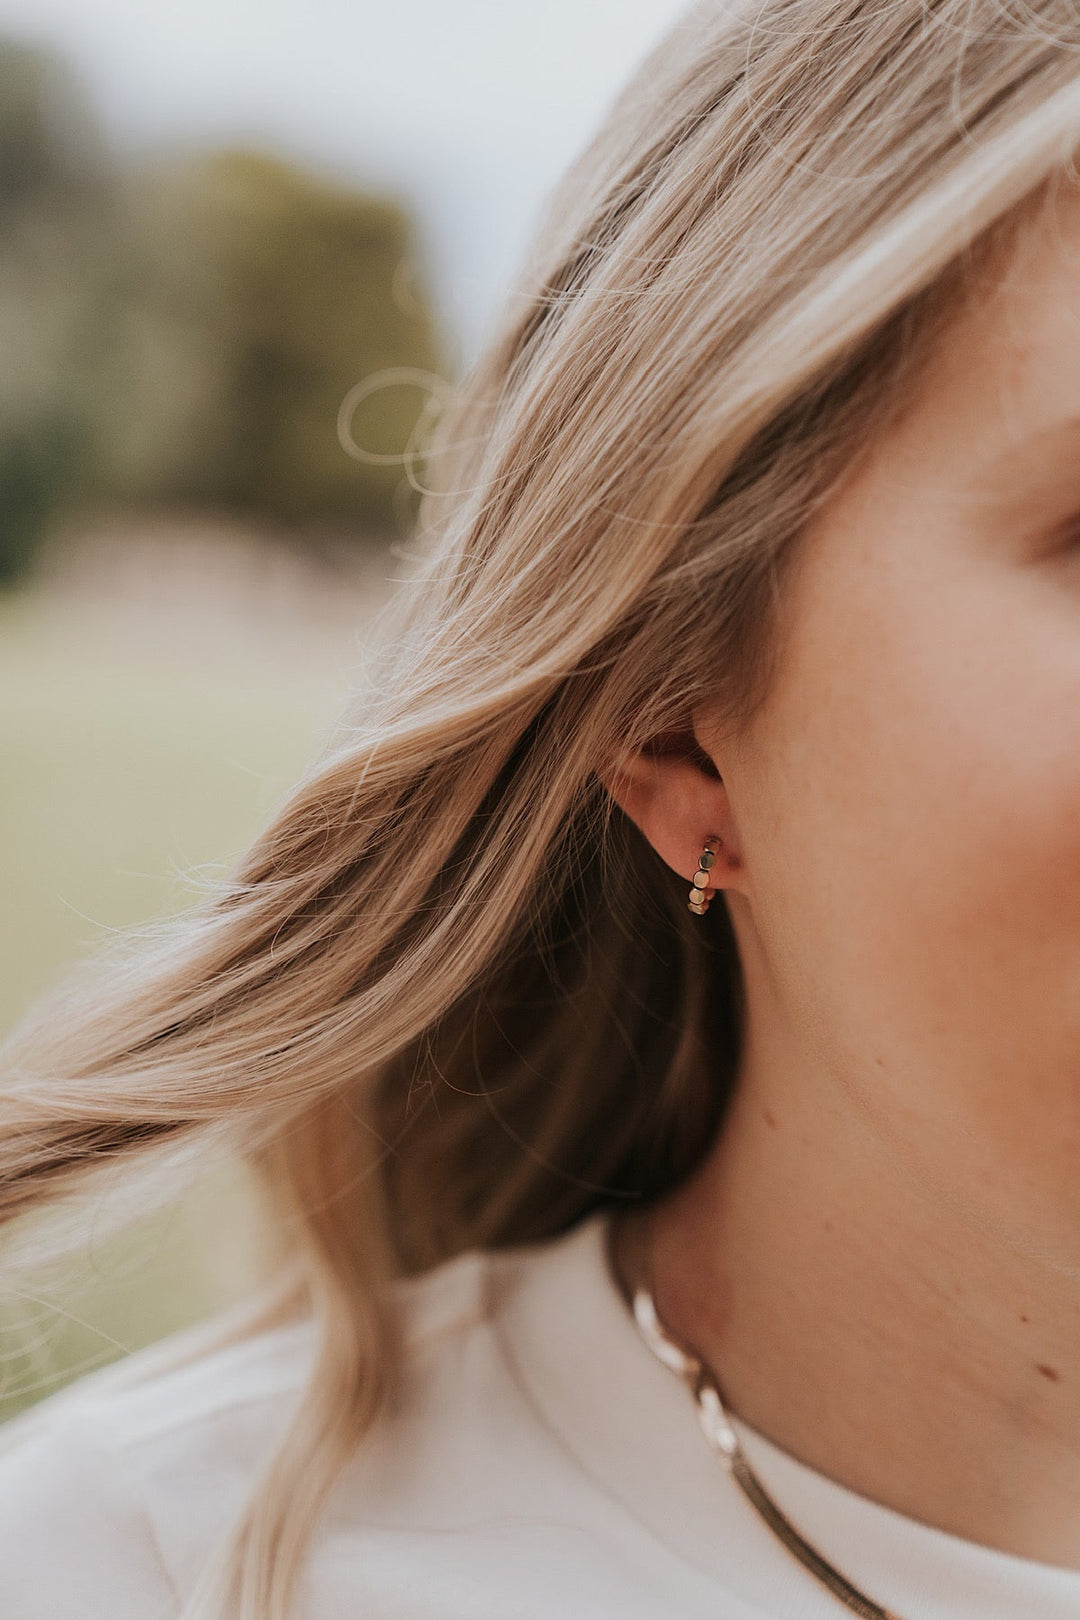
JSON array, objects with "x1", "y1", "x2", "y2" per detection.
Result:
[{"x1": 739, "y1": 551, "x2": 1080, "y2": 1161}]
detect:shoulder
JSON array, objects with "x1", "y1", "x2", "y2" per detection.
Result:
[
  {"x1": 0, "y1": 1390, "x2": 180, "y2": 1618},
  {"x1": 0, "y1": 1240, "x2": 499, "y2": 1615}
]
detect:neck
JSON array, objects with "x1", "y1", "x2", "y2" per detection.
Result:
[{"x1": 644, "y1": 1001, "x2": 1080, "y2": 1569}]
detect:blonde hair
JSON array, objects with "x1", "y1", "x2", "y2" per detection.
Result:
[{"x1": 7, "y1": 1, "x2": 1080, "y2": 1614}]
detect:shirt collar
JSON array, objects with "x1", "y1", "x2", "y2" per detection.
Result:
[{"x1": 491, "y1": 1208, "x2": 1080, "y2": 1620}]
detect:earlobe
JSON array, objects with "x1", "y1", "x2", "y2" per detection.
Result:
[{"x1": 601, "y1": 731, "x2": 743, "y2": 890}]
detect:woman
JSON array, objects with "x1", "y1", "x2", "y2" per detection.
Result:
[{"x1": 4, "y1": 1, "x2": 1080, "y2": 1616}]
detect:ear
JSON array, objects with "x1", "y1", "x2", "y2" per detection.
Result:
[{"x1": 601, "y1": 718, "x2": 745, "y2": 893}]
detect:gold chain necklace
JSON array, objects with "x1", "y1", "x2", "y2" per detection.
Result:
[{"x1": 607, "y1": 1213, "x2": 906, "y2": 1620}]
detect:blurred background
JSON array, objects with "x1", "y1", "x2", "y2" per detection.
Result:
[{"x1": 0, "y1": 0, "x2": 690, "y2": 1415}]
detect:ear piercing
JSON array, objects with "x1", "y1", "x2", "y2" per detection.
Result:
[{"x1": 688, "y1": 836, "x2": 721, "y2": 915}]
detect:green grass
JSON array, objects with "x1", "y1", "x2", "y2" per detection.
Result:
[
  {"x1": 0, "y1": 608, "x2": 351, "y2": 1029},
  {"x1": 0, "y1": 581, "x2": 368, "y2": 1415}
]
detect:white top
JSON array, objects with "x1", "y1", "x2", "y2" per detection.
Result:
[{"x1": 2, "y1": 1209, "x2": 1079, "y2": 1619}]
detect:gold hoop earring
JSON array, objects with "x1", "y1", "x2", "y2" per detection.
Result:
[{"x1": 688, "y1": 836, "x2": 721, "y2": 915}]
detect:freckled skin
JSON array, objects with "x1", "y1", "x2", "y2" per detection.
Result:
[{"x1": 612, "y1": 181, "x2": 1080, "y2": 1568}]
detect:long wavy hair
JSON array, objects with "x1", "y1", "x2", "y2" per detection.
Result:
[{"x1": 5, "y1": 1, "x2": 1080, "y2": 1615}]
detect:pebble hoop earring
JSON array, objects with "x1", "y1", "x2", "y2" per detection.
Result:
[{"x1": 688, "y1": 836, "x2": 721, "y2": 915}]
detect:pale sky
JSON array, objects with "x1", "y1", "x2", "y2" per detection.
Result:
[{"x1": 0, "y1": 0, "x2": 692, "y2": 360}]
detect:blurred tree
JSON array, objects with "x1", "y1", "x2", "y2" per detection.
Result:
[
  {"x1": 0, "y1": 40, "x2": 114, "y2": 583},
  {"x1": 95, "y1": 147, "x2": 445, "y2": 541}
]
